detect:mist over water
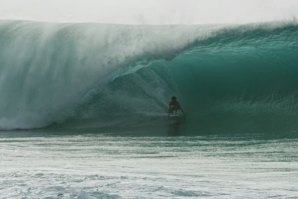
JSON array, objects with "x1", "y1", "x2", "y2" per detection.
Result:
[
  {"x1": 1, "y1": 0, "x2": 298, "y2": 24},
  {"x1": 0, "y1": 21, "x2": 213, "y2": 131},
  {"x1": 0, "y1": 20, "x2": 298, "y2": 135}
]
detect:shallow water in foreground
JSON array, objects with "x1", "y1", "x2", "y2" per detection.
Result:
[{"x1": 1, "y1": 131, "x2": 298, "y2": 199}]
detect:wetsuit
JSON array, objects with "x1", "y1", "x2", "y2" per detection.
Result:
[{"x1": 169, "y1": 100, "x2": 181, "y2": 114}]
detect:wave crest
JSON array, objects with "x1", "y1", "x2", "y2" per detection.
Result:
[{"x1": 1, "y1": 21, "x2": 298, "y2": 134}]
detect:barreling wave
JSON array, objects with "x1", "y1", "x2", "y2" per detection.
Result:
[{"x1": 0, "y1": 20, "x2": 298, "y2": 134}]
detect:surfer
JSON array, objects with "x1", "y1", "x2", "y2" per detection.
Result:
[{"x1": 168, "y1": 96, "x2": 184, "y2": 115}]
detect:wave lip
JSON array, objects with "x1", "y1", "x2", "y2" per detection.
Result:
[
  {"x1": 0, "y1": 20, "x2": 222, "y2": 130},
  {"x1": 1, "y1": 21, "x2": 298, "y2": 134}
]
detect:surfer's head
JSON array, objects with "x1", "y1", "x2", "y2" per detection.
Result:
[{"x1": 171, "y1": 96, "x2": 177, "y2": 100}]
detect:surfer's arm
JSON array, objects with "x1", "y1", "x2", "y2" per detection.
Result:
[
  {"x1": 177, "y1": 102, "x2": 184, "y2": 113},
  {"x1": 178, "y1": 103, "x2": 186, "y2": 118}
]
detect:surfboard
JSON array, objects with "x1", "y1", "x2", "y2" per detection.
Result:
[
  {"x1": 168, "y1": 114, "x2": 181, "y2": 119},
  {"x1": 168, "y1": 112, "x2": 185, "y2": 124},
  {"x1": 168, "y1": 111, "x2": 184, "y2": 118}
]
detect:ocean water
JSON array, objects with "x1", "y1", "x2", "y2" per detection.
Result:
[
  {"x1": 0, "y1": 21, "x2": 298, "y2": 133},
  {"x1": 1, "y1": 132, "x2": 298, "y2": 199},
  {"x1": 1, "y1": 20, "x2": 298, "y2": 198}
]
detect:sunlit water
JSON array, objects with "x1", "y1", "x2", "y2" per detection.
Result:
[{"x1": 1, "y1": 132, "x2": 298, "y2": 199}]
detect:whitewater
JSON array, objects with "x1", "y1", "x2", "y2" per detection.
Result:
[
  {"x1": 1, "y1": 20, "x2": 298, "y2": 198},
  {"x1": 1, "y1": 133, "x2": 298, "y2": 199},
  {"x1": 1, "y1": 21, "x2": 298, "y2": 134}
]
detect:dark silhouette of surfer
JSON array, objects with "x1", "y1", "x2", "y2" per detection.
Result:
[
  {"x1": 168, "y1": 96, "x2": 184, "y2": 115},
  {"x1": 167, "y1": 96, "x2": 185, "y2": 136}
]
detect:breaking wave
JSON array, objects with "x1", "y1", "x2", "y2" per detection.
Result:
[{"x1": 1, "y1": 20, "x2": 298, "y2": 134}]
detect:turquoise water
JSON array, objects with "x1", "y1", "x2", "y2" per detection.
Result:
[
  {"x1": 1, "y1": 21, "x2": 298, "y2": 198},
  {"x1": 1, "y1": 21, "x2": 298, "y2": 134}
]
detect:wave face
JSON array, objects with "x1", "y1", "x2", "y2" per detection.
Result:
[{"x1": 1, "y1": 21, "x2": 298, "y2": 134}]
